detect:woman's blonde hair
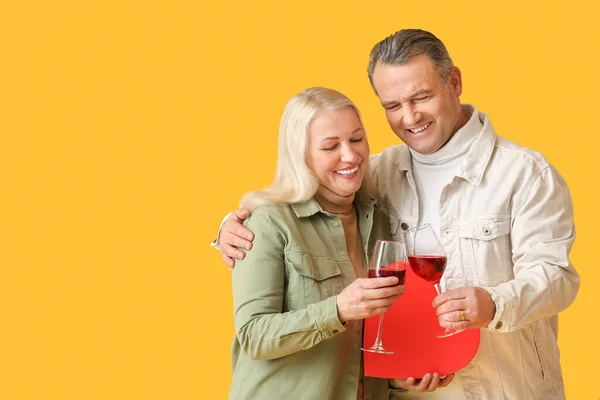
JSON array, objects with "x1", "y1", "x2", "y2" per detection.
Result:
[{"x1": 240, "y1": 87, "x2": 368, "y2": 211}]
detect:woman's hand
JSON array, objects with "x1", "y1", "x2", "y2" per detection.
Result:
[{"x1": 336, "y1": 277, "x2": 404, "y2": 322}]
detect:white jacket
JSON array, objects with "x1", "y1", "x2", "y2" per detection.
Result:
[{"x1": 371, "y1": 109, "x2": 579, "y2": 400}]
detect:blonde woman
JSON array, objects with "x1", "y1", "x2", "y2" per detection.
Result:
[{"x1": 229, "y1": 87, "x2": 404, "y2": 399}]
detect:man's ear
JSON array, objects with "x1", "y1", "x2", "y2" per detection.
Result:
[{"x1": 448, "y1": 66, "x2": 463, "y2": 97}]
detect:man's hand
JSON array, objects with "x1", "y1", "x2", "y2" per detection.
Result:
[
  {"x1": 392, "y1": 373, "x2": 455, "y2": 392},
  {"x1": 433, "y1": 287, "x2": 496, "y2": 330},
  {"x1": 336, "y1": 277, "x2": 404, "y2": 322},
  {"x1": 218, "y1": 208, "x2": 254, "y2": 268}
]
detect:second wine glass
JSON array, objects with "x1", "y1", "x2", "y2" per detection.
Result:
[{"x1": 406, "y1": 224, "x2": 465, "y2": 339}]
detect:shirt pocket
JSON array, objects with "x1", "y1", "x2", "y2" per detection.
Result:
[
  {"x1": 389, "y1": 215, "x2": 413, "y2": 243},
  {"x1": 458, "y1": 218, "x2": 512, "y2": 286},
  {"x1": 284, "y1": 251, "x2": 344, "y2": 309}
]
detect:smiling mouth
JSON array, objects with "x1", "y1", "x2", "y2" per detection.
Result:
[
  {"x1": 407, "y1": 121, "x2": 433, "y2": 134},
  {"x1": 336, "y1": 166, "x2": 358, "y2": 176}
]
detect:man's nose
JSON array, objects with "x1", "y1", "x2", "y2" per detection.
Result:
[{"x1": 403, "y1": 106, "x2": 422, "y2": 127}]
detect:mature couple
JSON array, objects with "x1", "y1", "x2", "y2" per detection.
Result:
[{"x1": 214, "y1": 29, "x2": 579, "y2": 399}]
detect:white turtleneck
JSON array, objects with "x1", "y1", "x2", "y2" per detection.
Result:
[{"x1": 410, "y1": 105, "x2": 482, "y2": 237}]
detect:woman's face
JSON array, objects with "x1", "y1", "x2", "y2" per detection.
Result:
[{"x1": 305, "y1": 107, "x2": 370, "y2": 199}]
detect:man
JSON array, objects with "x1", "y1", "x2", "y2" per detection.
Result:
[{"x1": 214, "y1": 29, "x2": 579, "y2": 399}]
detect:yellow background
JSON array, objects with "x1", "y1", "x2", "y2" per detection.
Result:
[{"x1": 1, "y1": 1, "x2": 597, "y2": 399}]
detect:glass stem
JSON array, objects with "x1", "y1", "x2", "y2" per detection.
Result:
[
  {"x1": 373, "y1": 313, "x2": 385, "y2": 348},
  {"x1": 434, "y1": 282, "x2": 449, "y2": 335}
]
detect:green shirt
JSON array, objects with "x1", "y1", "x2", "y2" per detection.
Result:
[{"x1": 229, "y1": 195, "x2": 400, "y2": 400}]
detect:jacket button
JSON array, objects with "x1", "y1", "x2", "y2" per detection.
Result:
[
  {"x1": 483, "y1": 228, "x2": 492, "y2": 236},
  {"x1": 495, "y1": 321, "x2": 503, "y2": 329},
  {"x1": 400, "y1": 222, "x2": 409, "y2": 231},
  {"x1": 332, "y1": 329, "x2": 339, "y2": 334}
]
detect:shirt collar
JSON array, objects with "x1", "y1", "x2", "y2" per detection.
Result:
[{"x1": 455, "y1": 110, "x2": 496, "y2": 185}]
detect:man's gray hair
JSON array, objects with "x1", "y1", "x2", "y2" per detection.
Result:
[{"x1": 367, "y1": 29, "x2": 454, "y2": 90}]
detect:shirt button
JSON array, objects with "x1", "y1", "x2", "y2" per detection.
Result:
[
  {"x1": 400, "y1": 222, "x2": 409, "y2": 231},
  {"x1": 495, "y1": 321, "x2": 503, "y2": 329}
]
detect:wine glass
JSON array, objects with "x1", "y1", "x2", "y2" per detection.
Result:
[
  {"x1": 406, "y1": 224, "x2": 464, "y2": 338},
  {"x1": 361, "y1": 240, "x2": 407, "y2": 354}
]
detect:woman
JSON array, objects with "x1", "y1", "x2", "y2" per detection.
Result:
[{"x1": 229, "y1": 87, "x2": 404, "y2": 399}]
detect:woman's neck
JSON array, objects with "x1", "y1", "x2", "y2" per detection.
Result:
[{"x1": 315, "y1": 188, "x2": 355, "y2": 216}]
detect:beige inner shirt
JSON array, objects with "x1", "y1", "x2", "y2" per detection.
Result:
[{"x1": 338, "y1": 207, "x2": 367, "y2": 400}]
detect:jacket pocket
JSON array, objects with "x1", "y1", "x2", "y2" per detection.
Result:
[
  {"x1": 520, "y1": 324, "x2": 548, "y2": 387},
  {"x1": 458, "y1": 218, "x2": 512, "y2": 285},
  {"x1": 284, "y1": 251, "x2": 343, "y2": 308},
  {"x1": 531, "y1": 326, "x2": 546, "y2": 382}
]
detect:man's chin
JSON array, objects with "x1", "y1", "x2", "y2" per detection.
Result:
[{"x1": 407, "y1": 139, "x2": 441, "y2": 155}]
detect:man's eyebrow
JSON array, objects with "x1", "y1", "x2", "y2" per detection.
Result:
[
  {"x1": 380, "y1": 100, "x2": 398, "y2": 108},
  {"x1": 380, "y1": 89, "x2": 432, "y2": 107},
  {"x1": 410, "y1": 89, "x2": 432, "y2": 98}
]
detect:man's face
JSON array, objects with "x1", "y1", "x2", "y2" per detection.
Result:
[{"x1": 372, "y1": 55, "x2": 466, "y2": 154}]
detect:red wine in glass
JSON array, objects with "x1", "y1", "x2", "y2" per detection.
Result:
[
  {"x1": 369, "y1": 260, "x2": 408, "y2": 284},
  {"x1": 408, "y1": 255, "x2": 446, "y2": 283}
]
